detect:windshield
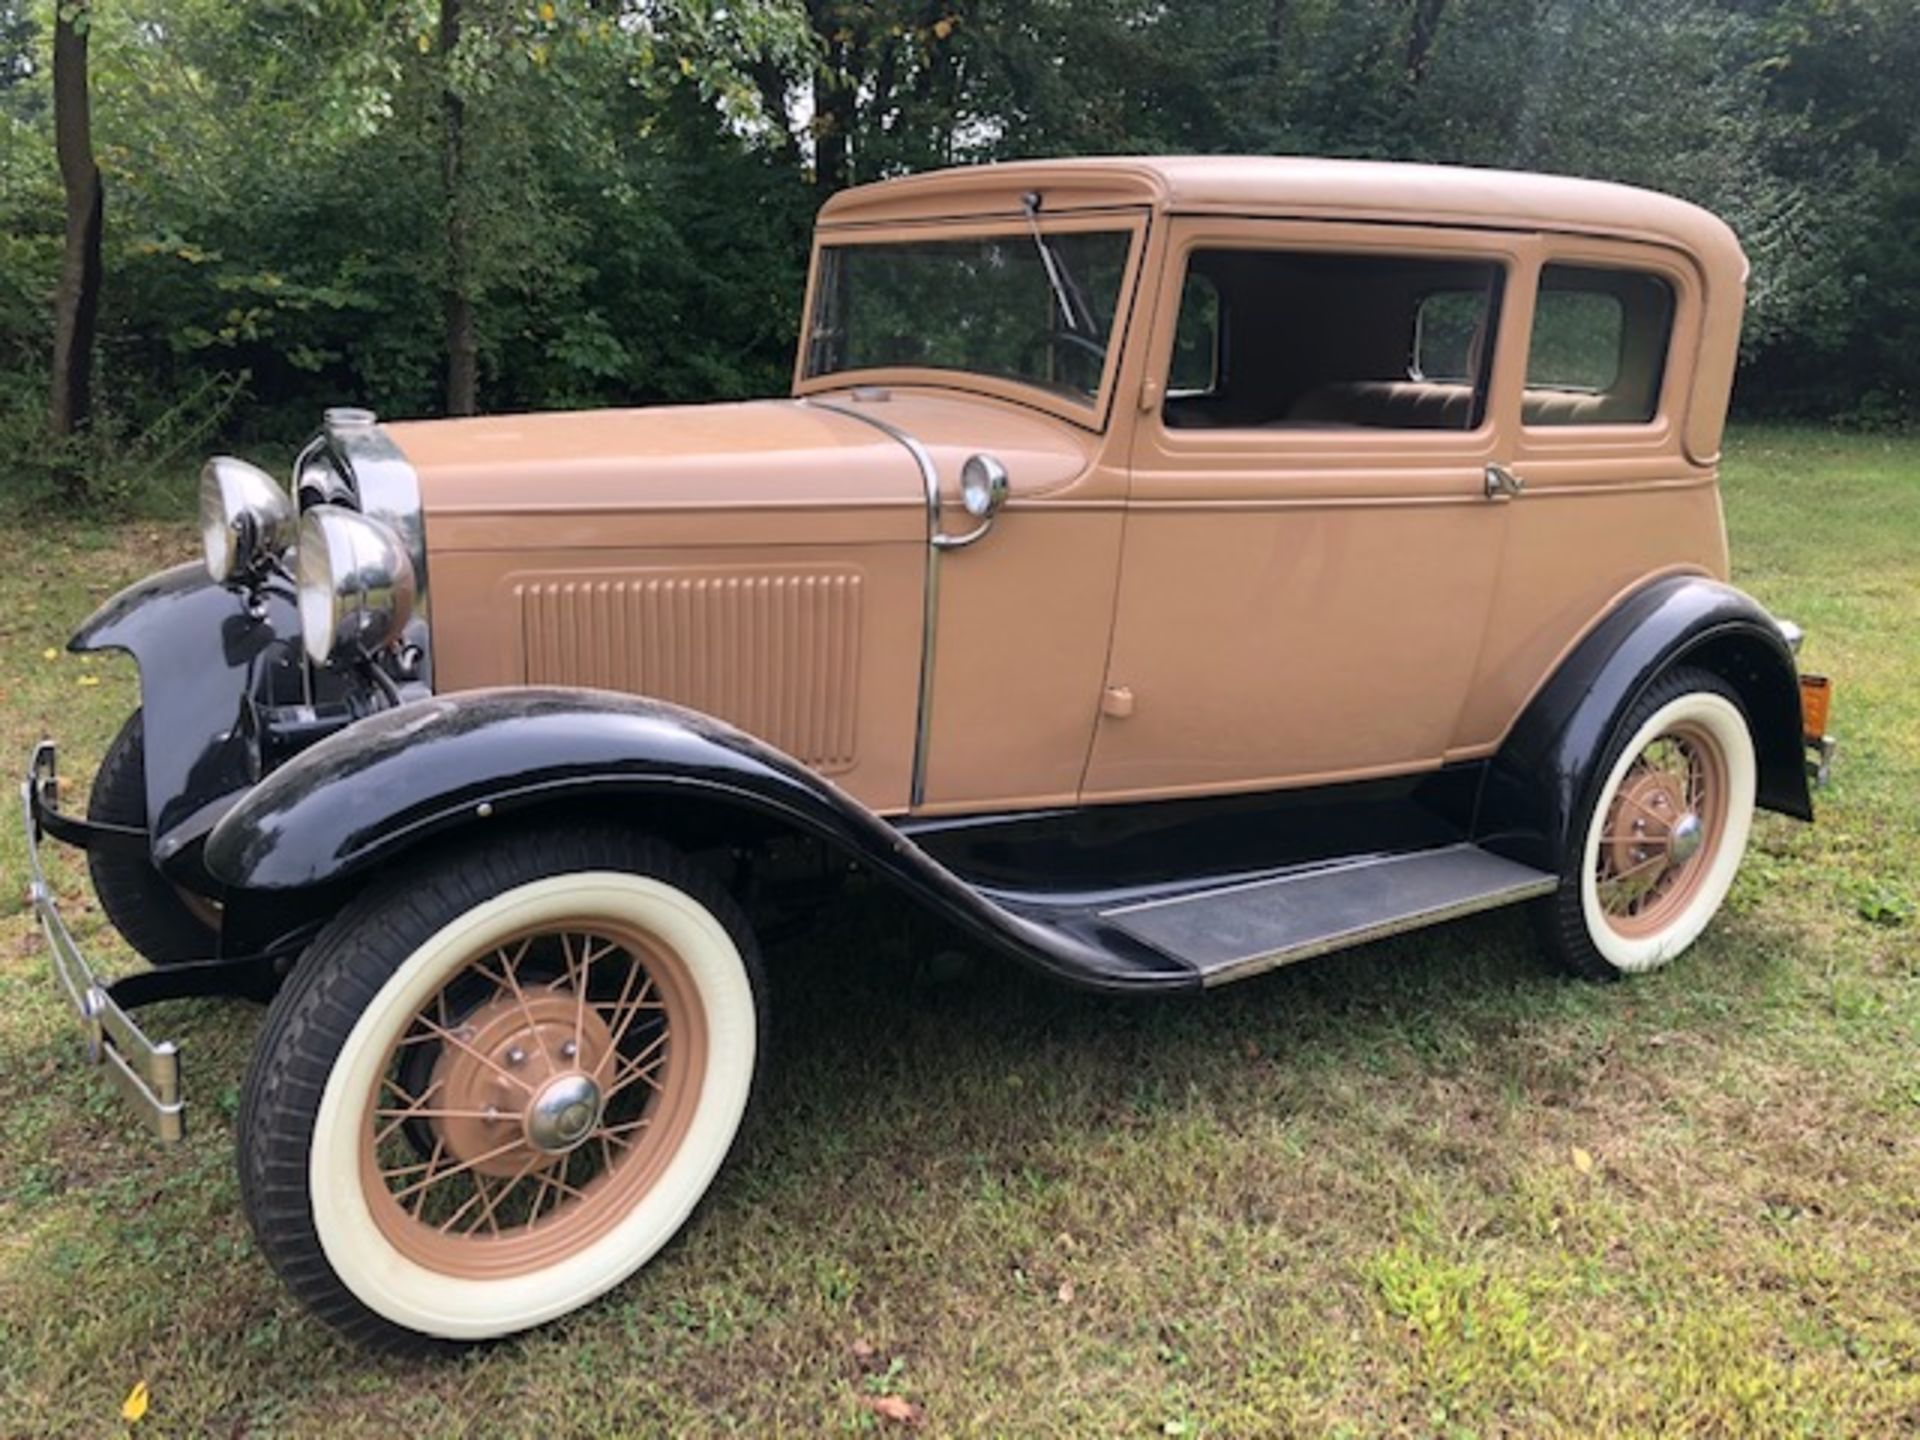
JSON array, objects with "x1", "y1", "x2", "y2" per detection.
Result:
[{"x1": 804, "y1": 228, "x2": 1136, "y2": 406}]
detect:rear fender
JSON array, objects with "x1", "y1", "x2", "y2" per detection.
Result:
[{"x1": 1478, "y1": 575, "x2": 1812, "y2": 873}]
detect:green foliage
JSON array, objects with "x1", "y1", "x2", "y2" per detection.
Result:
[{"x1": 0, "y1": 0, "x2": 1914, "y2": 511}]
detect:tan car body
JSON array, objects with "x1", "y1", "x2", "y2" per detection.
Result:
[{"x1": 388, "y1": 157, "x2": 1747, "y2": 823}]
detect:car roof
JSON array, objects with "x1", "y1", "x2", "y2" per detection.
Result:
[{"x1": 818, "y1": 155, "x2": 1745, "y2": 281}]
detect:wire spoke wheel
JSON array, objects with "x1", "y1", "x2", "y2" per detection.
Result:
[
  {"x1": 240, "y1": 830, "x2": 763, "y2": 1352},
  {"x1": 1593, "y1": 720, "x2": 1730, "y2": 938},
  {"x1": 1543, "y1": 667, "x2": 1759, "y2": 980},
  {"x1": 361, "y1": 920, "x2": 708, "y2": 1279}
]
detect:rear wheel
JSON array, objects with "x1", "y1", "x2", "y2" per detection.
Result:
[
  {"x1": 1536, "y1": 666, "x2": 1757, "y2": 980},
  {"x1": 87, "y1": 709, "x2": 221, "y2": 964},
  {"x1": 237, "y1": 826, "x2": 763, "y2": 1354}
]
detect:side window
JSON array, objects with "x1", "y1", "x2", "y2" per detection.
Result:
[
  {"x1": 1167, "y1": 272, "x2": 1221, "y2": 395},
  {"x1": 1412, "y1": 291, "x2": 1484, "y2": 383},
  {"x1": 1525, "y1": 264, "x2": 1674, "y2": 425},
  {"x1": 1162, "y1": 249, "x2": 1504, "y2": 432}
]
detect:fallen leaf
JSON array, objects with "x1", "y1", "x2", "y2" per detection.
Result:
[
  {"x1": 121, "y1": 1380, "x2": 150, "y2": 1423},
  {"x1": 1056, "y1": 1278, "x2": 1075, "y2": 1304},
  {"x1": 77, "y1": 675, "x2": 100, "y2": 687},
  {"x1": 850, "y1": 1338, "x2": 877, "y2": 1362},
  {"x1": 859, "y1": 1394, "x2": 922, "y2": 1427},
  {"x1": 42, "y1": 647, "x2": 57, "y2": 661},
  {"x1": 1571, "y1": 1146, "x2": 1595, "y2": 1174}
]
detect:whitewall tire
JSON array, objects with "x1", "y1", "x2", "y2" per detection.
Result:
[
  {"x1": 238, "y1": 827, "x2": 764, "y2": 1353},
  {"x1": 1538, "y1": 667, "x2": 1758, "y2": 980}
]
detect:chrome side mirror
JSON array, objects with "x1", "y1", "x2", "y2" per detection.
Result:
[{"x1": 935, "y1": 453, "x2": 1011, "y2": 549}]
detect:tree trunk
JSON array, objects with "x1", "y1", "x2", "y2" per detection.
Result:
[
  {"x1": 441, "y1": 0, "x2": 478, "y2": 416},
  {"x1": 50, "y1": 0, "x2": 103, "y2": 453},
  {"x1": 1267, "y1": 0, "x2": 1289, "y2": 73},
  {"x1": 812, "y1": 66, "x2": 855, "y2": 199},
  {"x1": 808, "y1": 0, "x2": 857, "y2": 200},
  {"x1": 1405, "y1": 0, "x2": 1447, "y2": 85}
]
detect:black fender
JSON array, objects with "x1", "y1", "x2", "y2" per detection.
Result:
[
  {"x1": 70, "y1": 562, "x2": 305, "y2": 862},
  {"x1": 1477, "y1": 575, "x2": 1812, "y2": 873},
  {"x1": 202, "y1": 688, "x2": 1191, "y2": 994}
]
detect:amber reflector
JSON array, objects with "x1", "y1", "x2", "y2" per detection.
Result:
[{"x1": 1800, "y1": 674, "x2": 1832, "y2": 741}]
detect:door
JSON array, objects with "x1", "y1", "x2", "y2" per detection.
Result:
[{"x1": 1081, "y1": 218, "x2": 1534, "y2": 802}]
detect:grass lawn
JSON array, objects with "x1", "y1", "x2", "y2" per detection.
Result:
[{"x1": 1, "y1": 424, "x2": 1916, "y2": 1437}]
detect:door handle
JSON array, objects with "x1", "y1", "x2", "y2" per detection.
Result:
[{"x1": 1484, "y1": 463, "x2": 1525, "y2": 500}]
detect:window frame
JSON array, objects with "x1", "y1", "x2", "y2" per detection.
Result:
[
  {"x1": 793, "y1": 209, "x2": 1153, "y2": 433},
  {"x1": 1140, "y1": 219, "x2": 1531, "y2": 472},
  {"x1": 1164, "y1": 269, "x2": 1226, "y2": 399},
  {"x1": 1514, "y1": 240, "x2": 1700, "y2": 454}
]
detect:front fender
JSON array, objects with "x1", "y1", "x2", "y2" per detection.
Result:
[
  {"x1": 70, "y1": 562, "x2": 304, "y2": 852},
  {"x1": 1478, "y1": 575, "x2": 1812, "y2": 873},
  {"x1": 202, "y1": 688, "x2": 1186, "y2": 994}
]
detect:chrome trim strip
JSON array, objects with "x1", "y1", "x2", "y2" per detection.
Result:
[
  {"x1": 21, "y1": 742, "x2": 185, "y2": 1142},
  {"x1": 805, "y1": 397, "x2": 942, "y2": 808},
  {"x1": 327, "y1": 411, "x2": 433, "y2": 692}
]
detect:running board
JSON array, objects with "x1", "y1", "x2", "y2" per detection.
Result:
[{"x1": 1099, "y1": 844, "x2": 1557, "y2": 987}]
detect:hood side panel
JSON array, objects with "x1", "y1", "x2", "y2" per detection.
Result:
[{"x1": 399, "y1": 399, "x2": 928, "y2": 813}]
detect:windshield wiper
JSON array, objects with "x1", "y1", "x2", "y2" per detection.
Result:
[{"x1": 1021, "y1": 191, "x2": 1093, "y2": 336}]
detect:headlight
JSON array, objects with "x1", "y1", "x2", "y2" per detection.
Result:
[
  {"x1": 297, "y1": 505, "x2": 417, "y2": 666},
  {"x1": 199, "y1": 457, "x2": 295, "y2": 583}
]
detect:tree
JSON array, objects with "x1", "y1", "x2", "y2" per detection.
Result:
[
  {"x1": 441, "y1": 0, "x2": 477, "y2": 416},
  {"x1": 49, "y1": 0, "x2": 102, "y2": 454}
]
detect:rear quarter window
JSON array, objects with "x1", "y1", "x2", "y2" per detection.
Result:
[{"x1": 1526, "y1": 265, "x2": 1675, "y2": 425}]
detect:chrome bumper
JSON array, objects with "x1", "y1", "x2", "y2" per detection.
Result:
[{"x1": 21, "y1": 741, "x2": 185, "y2": 1142}]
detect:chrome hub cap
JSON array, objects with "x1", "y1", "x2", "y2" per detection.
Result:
[
  {"x1": 526, "y1": 1073, "x2": 604, "y2": 1154},
  {"x1": 1668, "y1": 811, "x2": 1705, "y2": 864}
]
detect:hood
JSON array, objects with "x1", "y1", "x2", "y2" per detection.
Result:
[
  {"x1": 387, "y1": 398, "x2": 925, "y2": 522},
  {"x1": 388, "y1": 390, "x2": 1097, "y2": 528}
]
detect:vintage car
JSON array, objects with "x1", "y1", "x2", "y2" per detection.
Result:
[{"x1": 24, "y1": 156, "x2": 1832, "y2": 1352}]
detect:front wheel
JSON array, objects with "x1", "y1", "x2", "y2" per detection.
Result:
[
  {"x1": 87, "y1": 709, "x2": 221, "y2": 964},
  {"x1": 238, "y1": 827, "x2": 764, "y2": 1353},
  {"x1": 1536, "y1": 666, "x2": 1758, "y2": 980}
]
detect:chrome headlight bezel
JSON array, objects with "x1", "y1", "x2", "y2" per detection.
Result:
[
  {"x1": 199, "y1": 456, "x2": 296, "y2": 584},
  {"x1": 296, "y1": 505, "x2": 417, "y2": 667}
]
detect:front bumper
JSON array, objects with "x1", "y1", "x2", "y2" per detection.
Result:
[{"x1": 21, "y1": 742, "x2": 185, "y2": 1142}]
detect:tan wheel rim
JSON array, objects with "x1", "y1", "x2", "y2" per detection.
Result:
[
  {"x1": 358, "y1": 920, "x2": 709, "y2": 1279},
  {"x1": 1594, "y1": 719, "x2": 1730, "y2": 939}
]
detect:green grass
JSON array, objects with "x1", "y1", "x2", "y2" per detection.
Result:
[{"x1": 2, "y1": 425, "x2": 1917, "y2": 1437}]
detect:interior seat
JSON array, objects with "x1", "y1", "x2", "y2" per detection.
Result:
[
  {"x1": 1282, "y1": 380, "x2": 1632, "y2": 429},
  {"x1": 1285, "y1": 380, "x2": 1476, "y2": 429}
]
